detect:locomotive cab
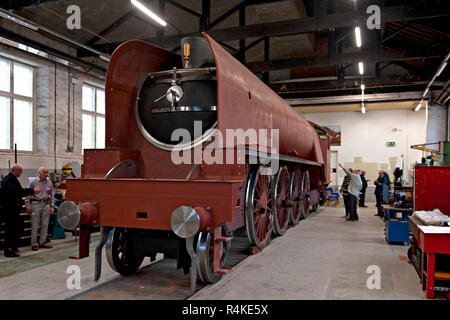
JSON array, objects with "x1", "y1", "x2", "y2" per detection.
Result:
[{"x1": 136, "y1": 36, "x2": 218, "y2": 151}]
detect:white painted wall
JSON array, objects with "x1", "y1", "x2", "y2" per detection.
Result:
[
  {"x1": 305, "y1": 108, "x2": 427, "y2": 188},
  {"x1": 427, "y1": 104, "x2": 448, "y2": 143},
  {"x1": 0, "y1": 43, "x2": 104, "y2": 186}
]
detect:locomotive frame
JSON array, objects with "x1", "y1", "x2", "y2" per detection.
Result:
[{"x1": 58, "y1": 33, "x2": 331, "y2": 293}]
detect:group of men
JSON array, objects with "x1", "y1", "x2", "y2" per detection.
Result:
[
  {"x1": 0, "y1": 164, "x2": 55, "y2": 258},
  {"x1": 339, "y1": 164, "x2": 391, "y2": 221}
]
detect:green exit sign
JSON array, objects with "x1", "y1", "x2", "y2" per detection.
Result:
[{"x1": 386, "y1": 141, "x2": 396, "y2": 147}]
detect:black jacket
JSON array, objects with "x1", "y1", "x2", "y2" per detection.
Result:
[
  {"x1": 374, "y1": 175, "x2": 389, "y2": 194},
  {"x1": 0, "y1": 173, "x2": 34, "y2": 209},
  {"x1": 361, "y1": 175, "x2": 368, "y2": 191}
]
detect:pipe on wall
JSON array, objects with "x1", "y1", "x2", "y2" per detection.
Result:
[
  {"x1": 54, "y1": 61, "x2": 57, "y2": 174},
  {"x1": 435, "y1": 80, "x2": 450, "y2": 106},
  {"x1": 67, "y1": 66, "x2": 70, "y2": 151}
]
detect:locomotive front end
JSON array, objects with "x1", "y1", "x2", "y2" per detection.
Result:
[{"x1": 135, "y1": 36, "x2": 218, "y2": 151}]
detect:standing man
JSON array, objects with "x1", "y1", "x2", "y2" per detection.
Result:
[
  {"x1": 339, "y1": 163, "x2": 362, "y2": 221},
  {"x1": 382, "y1": 170, "x2": 391, "y2": 204},
  {"x1": 374, "y1": 170, "x2": 388, "y2": 217},
  {"x1": 359, "y1": 170, "x2": 368, "y2": 208},
  {"x1": 0, "y1": 164, "x2": 39, "y2": 257},
  {"x1": 25, "y1": 167, "x2": 55, "y2": 251},
  {"x1": 340, "y1": 168, "x2": 352, "y2": 218}
]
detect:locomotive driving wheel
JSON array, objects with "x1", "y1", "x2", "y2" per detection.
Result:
[
  {"x1": 272, "y1": 166, "x2": 290, "y2": 236},
  {"x1": 196, "y1": 224, "x2": 230, "y2": 284},
  {"x1": 106, "y1": 227, "x2": 144, "y2": 276},
  {"x1": 289, "y1": 168, "x2": 302, "y2": 225},
  {"x1": 300, "y1": 171, "x2": 311, "y2": 219},
  {"x1": 245, "y1": 165, "x2": 273, "y2": 250}
]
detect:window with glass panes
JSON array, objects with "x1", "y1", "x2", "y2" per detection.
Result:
[
  {"x1": 0, "y1": 57, "x2": 34, "y2": 152},
  {"x1": 82, "y1": 84, "x2": 105, "y2": 151}
]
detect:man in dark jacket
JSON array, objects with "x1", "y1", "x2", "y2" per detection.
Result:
[
  {"x1": 340, "y1": 168, "x2": 353, "y2": 218},
  {"x1": 374, "y1": 170, "x2": 388, "y2": 217},
  {"x1": 359, "y1": 170, "x2": 368, "y2": 207},
  {"x1": 1, "y1": 164, "x2": 39, "y2": 257}
]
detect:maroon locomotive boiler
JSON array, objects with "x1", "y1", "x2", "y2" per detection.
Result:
[{"x1": 57, "y1": 33, "x2": 330, "y2": 292}]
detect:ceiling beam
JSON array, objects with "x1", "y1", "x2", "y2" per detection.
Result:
[
  {"x1": 199, "y1": 0, "x2": 211, "y2": 32},
  {"x1": 210, "y1": 0, "x2": 285, "y2": 29},
  {"x1": 209, "y1": 0, "x2": 245, "y2": 29},
  {"x1": 434, "y1": 80, "x2": 450, "y2": 105},
  {"x1": 246, "y1": 47, "x2": 443, "y2": 72},
  {"x1": 0, "y1": 0, "x2": 71, "y2": 10},
  {"x1": 381, "y1": 22, "x2": 412, "y2": 44},
  {"x1": 287, "y1": 91, "x2": 432, "y2": 106},
  {"x1": 271, "y1": 75, "x2": 429, "y2": 95},
  {"x1": 85, "y1": 11, "x2": 134, "y2": 46},
  {"x1": 233, "y1": 36, "x2": 265, "y2": 58},
  {"x1": 164, "y1": 0, "x2": 201, "y2": 18},
  {"x1": 88, "y1": 5, "x2": 450, "y2": 55},
  {"x1": 0, "y1": 26, "x2": 106, "y2": 75}
]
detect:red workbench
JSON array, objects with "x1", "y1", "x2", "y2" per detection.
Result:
[
  {"x1": 417, "y1": 225, "x2": 450, "y2": 299},
  {"x1": 411, "y1": 166, "x2": 450, "y2": 299}
]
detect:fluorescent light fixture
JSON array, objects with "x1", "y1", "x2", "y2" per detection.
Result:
[
  {"x1": 423, "y1": 87, "x2": 429, "y2": 97},
  {"x1": 436, "y1": 62, "x2": 447, "y2": 77},
  {"x1": 415, "y1": 99, "x2": 423, "y2": 112},
  {"x1": 355, "y1": 27, "x2": 362, "y2": 47},
  {"x1": 0, "y1": 11, "x2": 38, "y2": 31},
  {"x1": 358, "y1": 62, "x2": 364, "y2": 75},
  {"x1": 361, "y1": 84, "x2": 365, "y2": 91},
  {"x1": 131, "y1": 0, "x2": 167, "y2": 27}
]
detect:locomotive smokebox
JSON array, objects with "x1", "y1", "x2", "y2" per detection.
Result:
[{"x1": 135, "y1": 36, "x2": 218, "y2": 151}]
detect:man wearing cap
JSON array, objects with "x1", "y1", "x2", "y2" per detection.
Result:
[{"x1": 25, "y1": 167, "x2": 54, "y2": 251}]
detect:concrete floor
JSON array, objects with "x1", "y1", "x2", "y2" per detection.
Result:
[
  {"x1": 192, "y1": 203, "x2": 426, "y2": 300},
  {"x1": 0, "y1": 202, "x2": 430, "y2": 300}
]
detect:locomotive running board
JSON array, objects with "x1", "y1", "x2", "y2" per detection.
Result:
[{"x1": 245, "y1": 149, "x2": 322, "y2": 167}]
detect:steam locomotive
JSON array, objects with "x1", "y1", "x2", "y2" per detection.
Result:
[{"x1": 58, "y1": 34, "x2": 330, "y2": 292}]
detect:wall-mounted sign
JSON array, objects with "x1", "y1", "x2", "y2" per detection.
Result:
[{"x1": 386, "y1": 141, "x2": 396, "y2": 147}]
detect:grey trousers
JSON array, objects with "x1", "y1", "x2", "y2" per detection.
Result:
[{"x1": 31, "y1": 202, "x2": 51, "y2": 246}]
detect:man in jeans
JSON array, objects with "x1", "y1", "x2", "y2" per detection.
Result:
[
  {"x1": 25, "y1": 167, "x2": 55, "y2": 251},
  {"x1": 339, "y1": 163, "x2": 362, "y2": 221}
]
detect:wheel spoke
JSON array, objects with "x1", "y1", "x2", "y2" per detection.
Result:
[{"x1": 256, "y1": 216, "x2": 263, "y2": 238}]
